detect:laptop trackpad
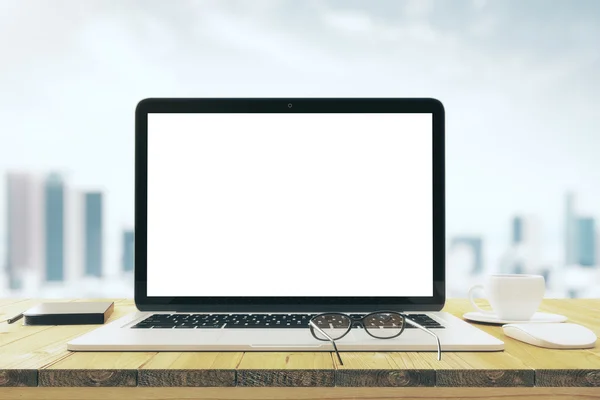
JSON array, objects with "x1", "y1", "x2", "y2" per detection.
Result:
[
  {"x1": 217, "y1": 329, "x2": 332, "y2": 346},
  {"x1": 217, "y1": 329, "x2": 359, "y2": 348}
]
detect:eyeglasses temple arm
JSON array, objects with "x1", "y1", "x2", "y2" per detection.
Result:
[
  {"x1": 309, "y1": 320, "x2": 344, "y2": 365},
  {"x1": 403, "y1": 316, "x2": 442, "y2": 361}
]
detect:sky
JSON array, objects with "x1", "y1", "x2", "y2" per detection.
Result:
[{"x1": 0, "y1": 0, "x2": 599, "y2": 276}]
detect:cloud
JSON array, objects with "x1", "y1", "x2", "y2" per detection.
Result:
[
  {"x1": 320, "y1": 9, "x2": 374, "y2": 34},
  {"x1": 403, "y1": 0, "x2": 435, "y2": 19},
  {"x1": 472, "y1": 0, "x2": 489, "y2": 10}
]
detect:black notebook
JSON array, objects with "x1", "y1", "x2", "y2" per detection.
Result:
[{"x1": 23, "y1": 302, "x2": 114, "y2": 325}]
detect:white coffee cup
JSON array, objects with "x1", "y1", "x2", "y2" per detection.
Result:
[{"x1": 468, "y1": 274, "x2": 545, "y2": 321}]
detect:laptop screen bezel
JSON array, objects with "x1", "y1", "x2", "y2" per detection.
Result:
[{"x1": 135, "y1": 98, "x2": 445, "y2": 312}]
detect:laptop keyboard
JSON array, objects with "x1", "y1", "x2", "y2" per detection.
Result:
[{"x1": 130, "y1": 313, "x2": 444, "y2": 330}]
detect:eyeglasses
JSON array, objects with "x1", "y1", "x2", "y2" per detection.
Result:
[{"x1": 308, "y1": 311, "x2": 442, "y2": 365}]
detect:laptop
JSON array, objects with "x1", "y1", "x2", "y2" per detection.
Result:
[{"x1": 68, "y1": 98, "x2": 503, "y2": 352}]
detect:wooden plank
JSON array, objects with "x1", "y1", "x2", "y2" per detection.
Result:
[
  {"x1": 139, "y1": 352, "x2": 241, "y2": 387},
  {"x1": 570, "y1": 299, "x2": 600, "y2": 313},
  {"x1": 1, "y1": 299, "x2": 139, "y2": 387},
  {"x1": 0, "y1": 325, "x2": 90, "y2": 369},
  {"x1": 445, "y1": 299, "x2": 600, "y2": 387},
  {"x1": 39, "y1": 369, "x2": 137, "y2": 387},
  {"x1": 237, "y1": 352, "x2": 335, "y2": 387},
  {"x1": 445, "y1": 299, "x2": 600, "y2": 371},
  {"x1": 0, "y1": 370, "x2": 37, "y2": 387},
  {"x1": 0, "y1": 298, "x2": 599, "y2": 390},
  {"x1": 138, "y1": 370, "x2": 235, "y2": 387},
  {"x1": 333, "y1": 326, "x2": 530, "y2": 387},
  {"x1": 391, "y1": 351, "x2": 534, "y2": 387},
  {"x1": 0, "y1": 299, "x2": 51, "y2": 324},
  {"x1": 46, "y1": 351, "x2": 154, "y2": 370},
  {"x1": 333, "y1": 351, "x2": 434, "y2": 387},
  {"x1": 0, "y1": 298, "x2": 29, "y2": 309},
  {"x1": 4, "y1": 386, "x2": 600, "y2": 400},
  {"x1": 335, "y1": 368, "x2": 434, "y2": 387},
  {"x1": 142, "y1": 352, "x2": 243, "y2": 369},
  {"x1": 534, "y1": 300, "x2": 600, "y2": 386},
  {"x1": 333, "y1": 351, "x2": 398, "y2": 370},
  {"x1": 392, "y1": 351, "x2": 470, "y2": 369},
  {"x1": 41, "y1": 350, "x2": 152, "y2": 387},
  {"x1": 42, "y1": 351, "x2": 154, "y2": 387},
  {"x1": 543, "y1": 299, "x2": 600, "y2": 313},
  {"x1": 0, "y1": 300, "x2": 136, "y2": 371},
  {"x1": 237, "y1": 369, "x2": 334, "y2": 387},
  {"x1": 539, "y1": 300, "x2": 600, "y2": 335},
  {"x1": 537, "y1": 370, "x2": 600, "y2": 387},
  {"x1": 432, "y1": 350, "x2": 533, "y2": 387},
  {"x1": 0, "y1": 299, "x2": 79, "y2": 351},
  {"x1": 436, "y1": 369, "x2": 533, "y2": 387},
  {"x1": 0, "y1": 299, "x2": 74, "y2": 387},
  {"x1": 0, "y1": 321, "x2": 54, "y2": 348},
  {"x1": 238, "y1": 352, "x2": 333, "y2": 369}
]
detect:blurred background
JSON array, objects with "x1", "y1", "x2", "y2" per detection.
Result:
[{"x1": 1, "y1": 0, "x2": 599, "y2": 298}]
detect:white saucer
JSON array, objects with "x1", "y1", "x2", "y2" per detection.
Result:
[{"x1": 463, "y1": 311, "x2": 568, "y2": 325}]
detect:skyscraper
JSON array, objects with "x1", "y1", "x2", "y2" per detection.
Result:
[
  {"x1": 65, "y1": 190, "x2": 84, "y2": 283},
  {"x1": 512, "y1": 216, "x2": 523, "y2": 244},
  {"x1": 84, "y1": 192, "x2": 103, "y2": 277},
  {"x1": 449, "y1": 236, "x2": 483, "y2": 274},
  {"x1": 45, "y1": 173, "x2": 65, "y2": 282},
  {"x1": 5, "y1": 173, "x2": 44, "y2": 289},
  {"x1": 576, "y1": 217, "x2": 596, "y2": 267},
  {"x1": 504, "y1": 215, "x2": 542, "y2": 274},
  {"x1": 565, "y1": 192, "x2": 578, "y2": 266},
  {"x1": 122, "y1": 230, "x2": 134, "y2": 272}
]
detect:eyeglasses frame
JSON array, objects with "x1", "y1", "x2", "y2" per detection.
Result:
[
  {"x1": 308, "y1": 311, "x2": 442, "y2": 365},
  {"x1": 309, "y1": 311, "x2": 407, "y2": 341}
]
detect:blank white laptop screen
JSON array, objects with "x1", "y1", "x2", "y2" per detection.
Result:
[{"x1": 147, "y1": 113, "x2": 432, "y2": 297}]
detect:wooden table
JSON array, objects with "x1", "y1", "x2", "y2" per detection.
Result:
[{"x1": 1, "y1": 299, "x2": 599, "y2": 400}]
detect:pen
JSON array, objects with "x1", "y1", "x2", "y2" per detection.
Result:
[{"x1": 7, "y1": 313, "x2": 24, "y2": 324}]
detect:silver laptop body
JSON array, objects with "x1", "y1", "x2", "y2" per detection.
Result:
[{"x1": 69, "y1": 98, "x2": 503, "y2": 352}]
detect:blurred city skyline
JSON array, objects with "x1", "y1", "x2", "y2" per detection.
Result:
[
  {"x1": 3, "y1": 170, "x2": 134, "y2": 295},
  {"x1": 2, "y1": 168, "x2": 598, "y2": 298},
  {"x1": 0, "y1": 1, "x2": 598, "y2": 296}
]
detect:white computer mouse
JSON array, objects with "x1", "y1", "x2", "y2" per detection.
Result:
[{"x1": 503, "y1": 323, "x2": 597, "y2": 349}]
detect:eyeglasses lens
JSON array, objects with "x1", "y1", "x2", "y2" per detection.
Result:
[
  {"x1": 363, "y1": 313, "x2": 404, "y2": 338},
  {"x1": 310, "y1": 314, "x2": 352, "y2": 340}
]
